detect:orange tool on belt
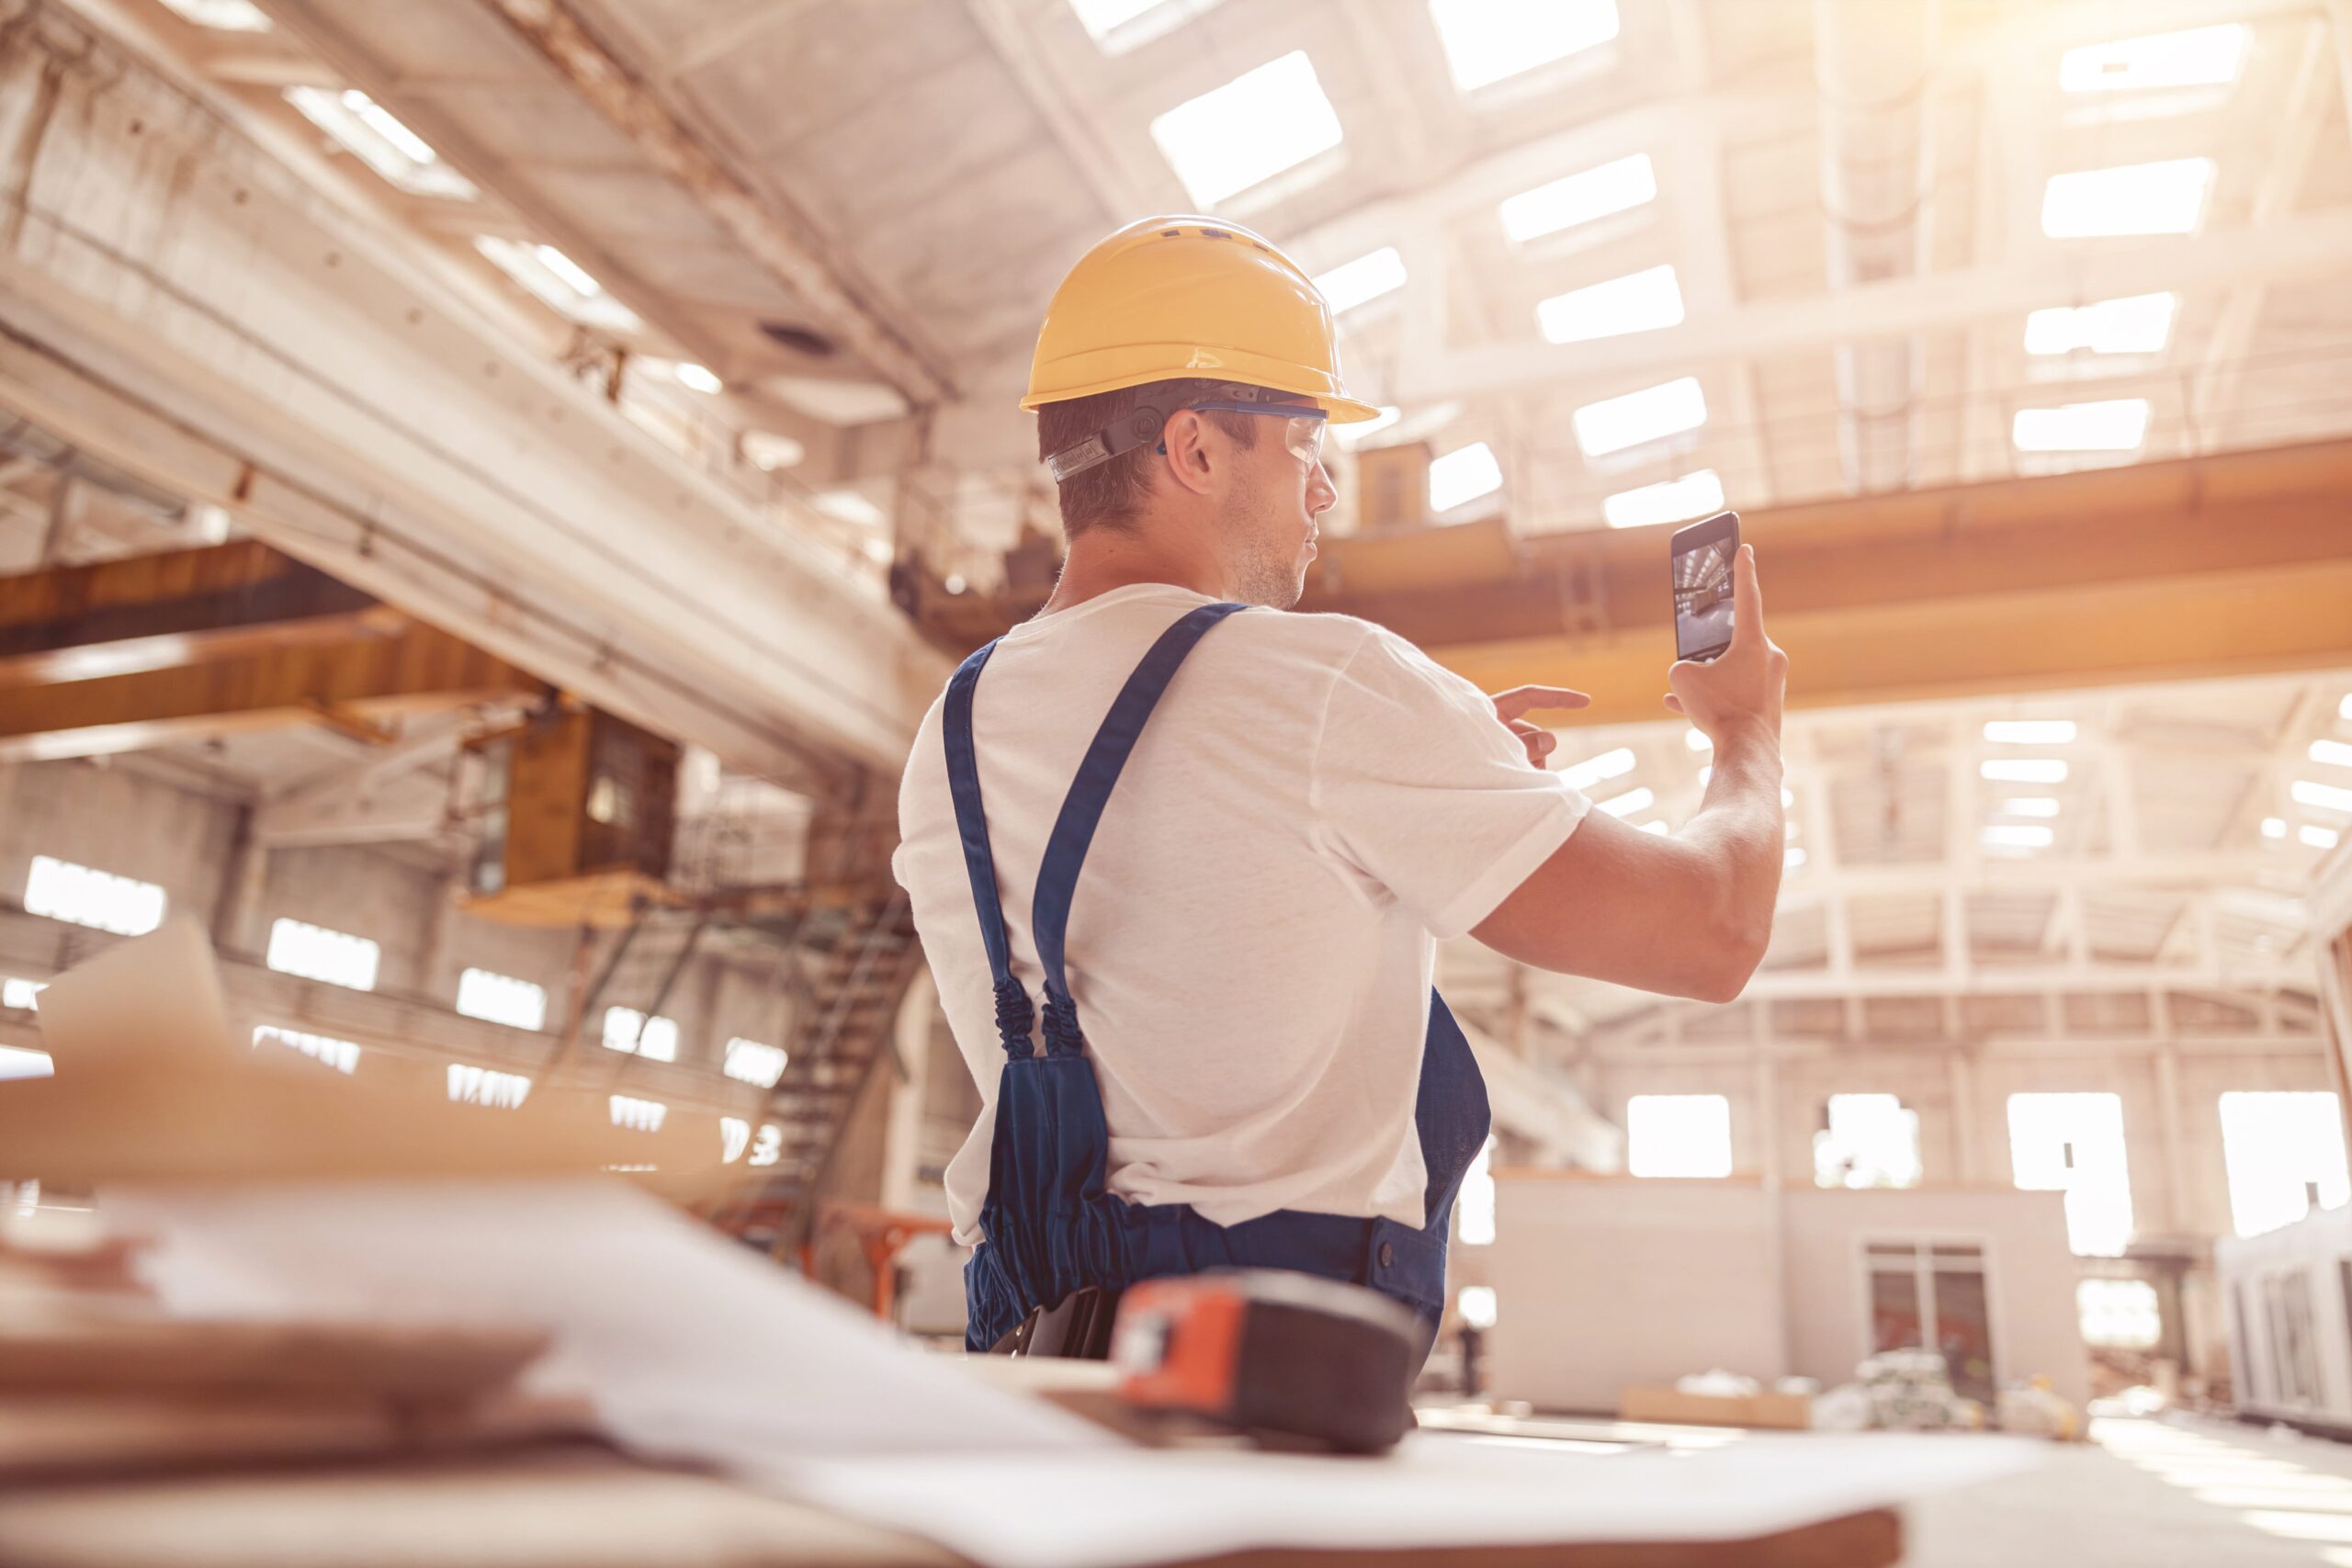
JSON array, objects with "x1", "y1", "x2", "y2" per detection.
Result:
[{"x1": 1108, "y1": 1270, "x2": 1421, "y2": 1453}]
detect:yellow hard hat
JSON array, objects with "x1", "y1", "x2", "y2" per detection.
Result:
[{"x1": 1022, "y1": 217, "x2": 1382, "y2": 423}]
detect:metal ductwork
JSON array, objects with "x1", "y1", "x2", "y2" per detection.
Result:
[{"x1": 1814, "y1": 0, "x2": 1939, "y2": 494}]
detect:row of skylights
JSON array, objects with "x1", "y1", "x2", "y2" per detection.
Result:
[
  {"x1": 471, "y1": 237, "x2": 643, "y2": 333},
  {"x1": 284, "y1": 87, "x2": 478, "y2": 202},
  {"x1": 1574, "y1": 377, "x2": 1707, "y2": 458},
  {"x1": 1313, "y1": 248, "x2": 1408, "y2": 316},
  {"x1": 156, "y1": 0, "x2": 270, "y2": 31},
  {"x1": 1429, "y1": 0, "x2": 1620, "y2": 93}
]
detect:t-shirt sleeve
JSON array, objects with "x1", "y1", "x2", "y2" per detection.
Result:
[{"x1": 1307, "y1": 626, "x2": 1591, "y2": 940}]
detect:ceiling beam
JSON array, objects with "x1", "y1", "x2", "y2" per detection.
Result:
[
  {"x1": 0, "y1": 618, "x2": 546, "y2": 761},
  {"x1": 1303, "y1": 437, "x2": 2352, "y2": 722},
  {"x1": 0, "y1": 538, "x2": 397, "y2": 687},
  {"x1": 470, "y1": 0, "x2": 952, "y2": 404}
]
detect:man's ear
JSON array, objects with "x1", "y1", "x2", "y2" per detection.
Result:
[{"x1": 1156, "y1": 408, "x2": 1220, "y2": 499}]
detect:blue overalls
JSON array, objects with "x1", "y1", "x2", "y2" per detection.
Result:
[{"x1": 944, "y1": 601, "x2": 1492, "y2": 1356}]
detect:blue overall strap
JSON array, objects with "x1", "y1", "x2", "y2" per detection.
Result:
[
  {"x1": 942, "y1": 637, "x2": 1035, "y2": 1056},
  {"x1": 1031, "y1": 602, "x2": 1248, "y2": 1051}
]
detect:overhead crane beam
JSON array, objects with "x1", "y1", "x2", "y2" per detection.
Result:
[
  {"x1": 1303, "y1": 438, "x2": 2352, "y2": 723},
  {"x1": 0, "y1": 538, "x2": 397, "y2": 685}
]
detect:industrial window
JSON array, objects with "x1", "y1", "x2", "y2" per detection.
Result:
[
  {"x1": 1148, "y1": 52, "x2": 1343, "y2": 208},
  {"x1": 24, "y1": 855, "x2": 165, "y2": 936},
  {"x1": 266, "y1": 919, "x2": 380, "y2": 991},
  {"x1": 2219, "y1": 1091, "x2": 2350, "y2": 1238},
  {"x1": 747, "y1": 1122, "x2": 783, "y2": 1168},
  {"x1": 1429, "y1": 443, "x2": 1503, "y2": 513},
  {"x1": 2007, "y1": 1092, "x2": 2133, "y2": 1257},
  {"x1": 447, "y1": 1063, "x2": 530, "y2": 1110},
  {"x1": 2023, "y1": 293, "x2": 2177, "y2": 356},
  {"x1": 457, "y1": 968, "x2": 548, "y2": 1032},
  {"x1": 252, "y1": 1025, "x2": 360, "y2": 1077},
  {"x1": 1626, "y1": 1094, "x2": 1733, "y2": 1179},
  {"x1": 609, "y1": 1094, "x2": 667, "y2": 1134},
  {"x1": 1458, "y1": 1136, "x2": 1497, "y2": 1245},
  {"x1": 1815, "y1": 1094, "x2": 1923, "y2": 1190},
  {"x1": 601, "y1": 1006, "x2": 678, "y2": 1063},
  {"x1": 723, "y1": 1037, "x2": 788, "y2": 1089},
  {"x1": 720, "y1": 1116, "x2": 751, "y2": 1164},
  {"x1": 1864, "y1": 1239, "x2": 1996, "y2": 1404},
  {"x1": 1429, "y1": 0, "x2": 1619, "y2": 93},
  {"x1": 2077, "y1": 1279, "x2": 2161, "y2": 1349}
]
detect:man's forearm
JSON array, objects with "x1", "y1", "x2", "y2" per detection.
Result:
[{"x1": 1685, "y1": 720, "x2": 1787, "y2": 968}]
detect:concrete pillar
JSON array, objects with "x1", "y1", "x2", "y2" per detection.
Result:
[
  {"x1": 210, "y1": 807, "x2": 269, "y2": 958},
  {"x1": 1947, "y1": 1048, "x2": 1981, "y2": 1182}
]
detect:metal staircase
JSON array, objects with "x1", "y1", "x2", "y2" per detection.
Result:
[{"x1": 706, "y1": 892, "x2": 926, "y2": 1258}]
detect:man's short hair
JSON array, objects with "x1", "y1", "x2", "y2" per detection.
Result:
[{"x1": 1035, "y1": 377, "x2": 1261, "y2": 539}]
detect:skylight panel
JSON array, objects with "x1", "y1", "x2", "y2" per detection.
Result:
[
  {"x1": 2262, "y1": 817, "x2": 2287, "y2": 839},
  {"x1": 672, "y1": 362, "x2": 723, "y2": 395},
  {"x1": 1561, "y1": 746, "x2": 1635, "y2": 791},
  {"x1": 2000, "y1": 797, "x2": 2063, "y2": 818},
  {"x1": 1430, "y1": 0, "x2": 1620, "y2": 93},
  {"x1": 1068, "y1": 0, "x2": 1219, "y2": 53},
  {"x1": 1597, "y1": 786, "x2": 1656, "y2": 818},
  {"x1": 2041, "y1": 158, "x2": 2213, "y2": 238},
  {"x1": 1981, "y1": 759, "x2": 2069, "y2": 784},
  {"x1": 2309, "y1": 739, "x2": 2352, "y2": 769},
  {"x1": 1572, "y1": 377, "x2": 1707, "y2": 457},
  {"x1": 2293, "y1": 779, "x2": 2352, "y2": 813},
  {"x1": 2304, "y1": 825, "x2": 2342, "y2": 851},
  {"x1": 2024, "y1": 293, "x2": 2177, "y2": 355},
  {"x1": 1982, "y1": 824, "x2": 2055, "y2": 851},
  {"x1": 1537, "y1": 264, "x2": 1684, "y2": 344},
  {"x1": 812, "y1": 490, "x2": 888, "y2": 527},
  {"x1": 1150, "y1": 52, "x2": 1344, "y2": 207},
  {"x1": 1984, "y1": 719, "x2": 2076, "y2": 744},
  {"x1": 2060, "y1": 25, "x2": 2249, "y2": 93},
  {"x1": 1499, "y1": 153, "x2": 1657, "y2": 243},
  {"x1": 1313, "y1": 248, "x2": 1407, "y2": 315},
  {"x1": 1335, "y1": 407, "x2": 1401, "y2": 449},
  {"x1": 1604, "y1": 468, "x2": 1723, "y2": 529},
  {"x1": 284, "y1": 88, "x2": 477, "y2": 201},
  {"x1": 156, "y1": 0, "x2": 271, "y2": 29},
  {"x1": 473, "y1": 237, "x2": 642, "y2": 333},
  {"x1": 2012, "y1": 398, "x2": 2151, "y2": 452},
  {"x1": 1429, "y1": 442, "x2": 1503, "y2": 511}
]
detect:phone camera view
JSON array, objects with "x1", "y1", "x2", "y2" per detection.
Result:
[{"x1": 1674, "y1": 539, "x2": 1736, "y2": 658}]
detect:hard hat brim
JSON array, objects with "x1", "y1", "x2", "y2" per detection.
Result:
[{"x1": 1020, "y1": 361, "x2": 1383, "y2": 423}]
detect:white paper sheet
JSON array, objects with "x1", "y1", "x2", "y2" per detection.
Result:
[
  {"x1": 778, "y1": 1428, "x2": 2044, "y2": 1568},
  {"x1": 111, "y1": 1179, "x2": 2043, "y2": 1568},
  {"x1": 108, "y1": 1179, "x2": 1106, "y2": 1461}
]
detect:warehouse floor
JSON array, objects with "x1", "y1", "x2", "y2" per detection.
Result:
[{"x1": 1907, "y1": 1413, "x2": 2352, "y2": 1566}]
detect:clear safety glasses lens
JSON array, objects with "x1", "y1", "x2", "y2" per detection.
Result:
[{"x1": 1282, "y1": 415, "x2": 1326, "y2": 468}]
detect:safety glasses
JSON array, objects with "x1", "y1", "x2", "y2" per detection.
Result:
[{"x1": 1044, "y1": 385, "x2": 1329, "y2": 482}]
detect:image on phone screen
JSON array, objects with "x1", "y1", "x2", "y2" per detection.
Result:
[{"x1": 1672, "y1": 516, "x2": 1737, "y2": 661}]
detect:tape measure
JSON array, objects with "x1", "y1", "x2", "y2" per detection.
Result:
[{"x1": 1108, "y1": 1270, "x2": 1421, "y2": 1453}]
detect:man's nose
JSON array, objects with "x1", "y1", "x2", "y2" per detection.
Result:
[{"x1": 1306, "y1": 461, "x2": 1337, "y2": 516}]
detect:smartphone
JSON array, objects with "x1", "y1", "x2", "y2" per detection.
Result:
[{"x1": 1670, "y1": 511, "x2": 1739, "y2": 662}]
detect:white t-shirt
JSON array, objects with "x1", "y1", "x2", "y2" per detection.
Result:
[{"x1": 891, "y1": 582, "x2": 1590, "y2": 1245}]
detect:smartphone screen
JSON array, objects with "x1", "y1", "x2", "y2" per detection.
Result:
[{"x1": 1670, "y1": 511, "x2": 1739, "y2": 662}]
